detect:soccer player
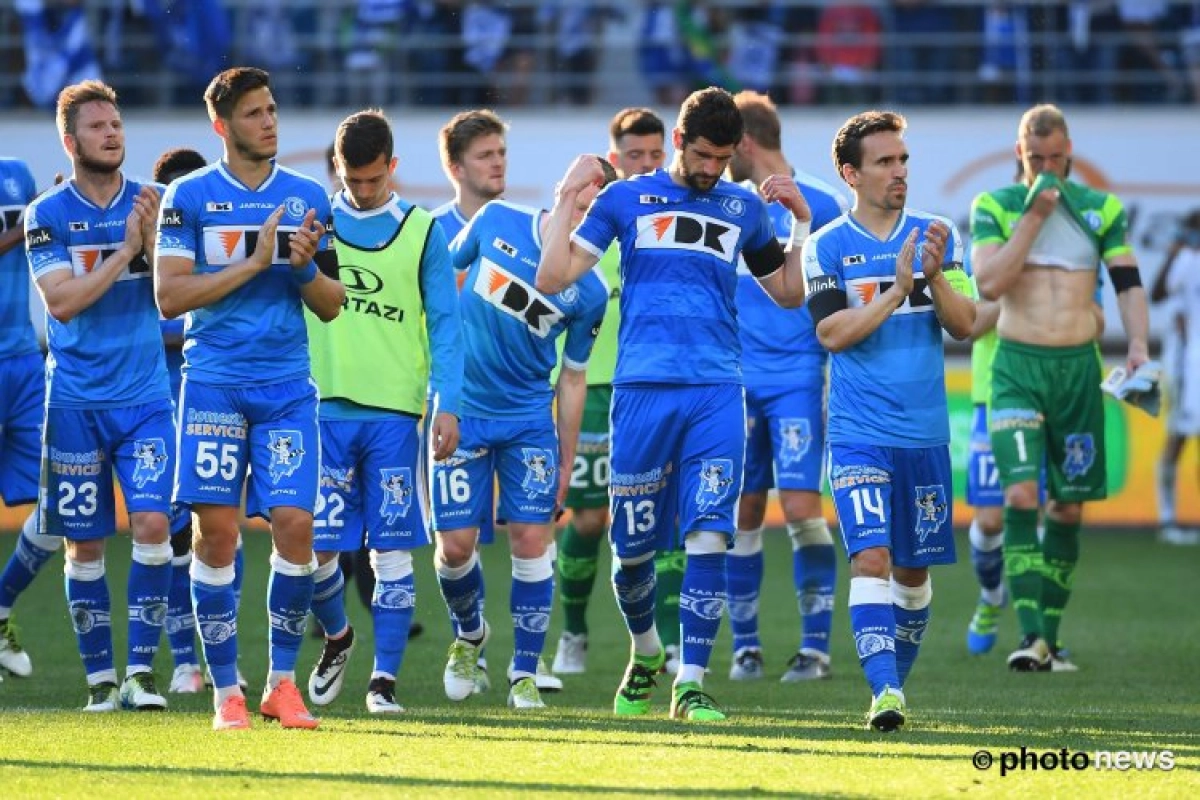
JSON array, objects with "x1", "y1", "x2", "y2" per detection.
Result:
[
  {"x1": 1151, "y1": 208, "x2": 1200, "y2": 546},
  {"x1": 0, "y1": 156, "x2": 56, "y2": 680},
  {"x1": 433, "y1": 158, "x2": 612, "y2": 710},
  {"x1": 538, "y1": 87, "x2": 812, "y2": 721},
  {"x1": 25, "y1": 81, "x2": 177, "y2": 711},
  {"x1": 155, "y1": 67, "x2": 344, "y2": 731},
  {"x1": 724, "y1": 89, "x2": 845, "y2": 683},
  {"x1": 304, "y1": 109, "x2": 464, "y2": 714},
  {"x1": 803, "y1": 110, "x2": 975, "y2": 731},
  {"x1": 552, "y1": 107, "x2": 667, "y2": 676},
  {"x1": 974, "y1": 104, "x2": 1150, "y2": 672}
]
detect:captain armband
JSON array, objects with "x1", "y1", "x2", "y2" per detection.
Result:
[
  {"x1": 1109, "y1": 266, "x2": 1143, "y2": 294},
  {"x1": 805, "y1": 274, "x2": 848, "y2": 324},
  {"x1": 314, "y1": 248, "x2": 339, "y2": 278},
  {"x1": 744, "y1": 238, "x2": 785, "y2": 278}
]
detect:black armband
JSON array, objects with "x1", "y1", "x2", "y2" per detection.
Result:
[
  {"x1": 1109, "y1": 266, "x2": 1142, "y2": 294},
  {"x1": 314, "y1": 248, "x2": 339, "y2": 278},
  {"x1": 744, "y1": 238, "x2": 785, "y2": 278},
  {"x1": 805, "y1": 274, "x2": 848, "y2": 324}
]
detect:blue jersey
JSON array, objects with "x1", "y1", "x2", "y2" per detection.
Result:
[
  {"x1": 25, "y1": 177, "x2": 169, "y2": 408},
  {"x1": 453, "y1": 200, "x2": 607, "y2": 420},
  {"x1": 737, "y1": 171, "x2": 846, "y2": 384},
  {"x1": 573, "y1": 169, "x2": 778, "y2": 385},
  {"x1": 156, "y1": 161, "x2": 333, "y2": 386},
  {"x1": 0, "y1": 159, "x2": 39, "y2": 359},
  {"x1": 431, "y1": 201, "x2": 469, "y2": 243},
  {"x1": 802, "y1": 209, "x2": 965, "y2": 448},
  {"x1": 329, "y1": 190, "x2": 464, "y2": 417}
]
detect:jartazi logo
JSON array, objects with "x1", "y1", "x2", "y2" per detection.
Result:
[
  {"x1": 473, "y1": 257, "x2": 563, "y2": 337},
  {"x1": 339, "y1": 265, "x2": 384, "y2": 295},
  {"x1": 634, "y1": 211, "x2": 740, "y2": 263}
]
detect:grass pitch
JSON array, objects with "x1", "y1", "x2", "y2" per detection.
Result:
[{"x1": 0, "y1": 526, "x2": 1196, "y2": 798}]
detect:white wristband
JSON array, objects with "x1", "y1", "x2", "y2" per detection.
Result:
[{"x1": 790, "y1": 217, "x2": 812, "y2": 248}]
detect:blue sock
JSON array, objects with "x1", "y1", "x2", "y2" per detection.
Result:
[
  {"x1": 166, "y1": 555, "x2": 197, "y2": 666},
  {"x1": 725, "y1": 546, "x2": 763, "y2": 653},
  {"x1": 192, "y1": 559, "x2": 239, "y2": 690},
  {"x1": 372, "y1": 571, "x2": 415, "y2": 678},
  {"x1": 796, "y1": 543, "x2": 837, "y2": 654},
  {"x1": 612, "y1": 556, "x2": 657, "y2": 635},
  {"x1": 65, "y1": 558, "x2": 114, "y2": 682},
  {"x1": 232, "y1": 540, "x2": 245, "y2": 609},
  {"x1": 127, "y1": 543, "x2": 172, "y2": 672},
  {"x1": 510, "y1": 554, "x2": 554, "y2": 678},
  {"x1": 267, "y1": 553, "x2": 315, "y2": 674},
  {"x1": 893, "y1": 578, "x2": 932, "y2": 687},
  {"x1": 849, "y1": 576, "x2": 899, "y2": 696},
  {"x1": 311, "y1": 556, "x2": 348, "y2": 638},
  {"x1": 679, "y1": 551, "x2": 726, "y2": 672},
  {"x1": 437, "y1": 553, "x2": 484, "y2": 639},
  {"x1": 969, "y1": 520, "x2": 1005, "y2": 598},
  {"x1": 0, "y1": 517, "x2": 59, "y2": 611}
]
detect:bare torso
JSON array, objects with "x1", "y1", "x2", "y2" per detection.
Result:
[{"x1": 997, "y1": 265, "x2": 1098, "y2": 346}]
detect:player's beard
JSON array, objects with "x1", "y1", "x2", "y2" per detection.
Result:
[
  {"x1": 681, "y1": 160, "x2": 718, "y2": 193},
  {"x1": 75, "y1": 143, "x2": 123, "y2": 176},
  {"x1": 231, "y1": 131, "x2": 276, "y2": 164}
]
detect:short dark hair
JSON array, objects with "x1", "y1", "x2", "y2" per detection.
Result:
[
  {"x1": 593, "y1": 155, "x2": 618, "y2": 187},
  {"x1": 204, "y1": 67, "x2": 271, "y2": 121},
  {"x1": 439, "y1": 109, "x2": 506, "y2": 167},
  {"x1": 677, "y1": 87, "x2": 743, "y2": 148},
  {"x1": 733, "y1": 90, "x2": 781, "y2": 152},
  {"x1": 608, "y1": 107, "x2": 665, "y2": 147},
  {"x1": 336, "y1": 109, "x2": 394, "y2": 168},
  {"x1": 832, "y1": 110, "x2": 907, "y2": 175},
  {"x1": 56, "y1": 80, "x2": 118, "y2": 136},
  {"x1": 152, "y1": 148, "x2": 207, "y2": 184}
]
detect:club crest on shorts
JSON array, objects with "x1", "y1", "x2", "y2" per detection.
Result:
[
  {"x1": 695, "y1": 458, "x2": 735, "y2": 512},
  {"x1": 131, "y1": 437, "x2": 169, "y2": 488},
  {"x1": 521, "y1": 448, "x2": 556, "y2": 496},
  {"x1": 266, "y1": 430, "x2": 306, "y2": 483},
  {"x1": 379, "y1": 467, "x2": 414, "y2": 524},
  {"x1": 778, "y1": 418, "x2": 812, "y2": 467},
  {"x1": 1063, "y1": 433, "x2": 1095, "y2": 480},
  {"x1": 914, "y1": 484, "x2": 948, "y2": 542}
]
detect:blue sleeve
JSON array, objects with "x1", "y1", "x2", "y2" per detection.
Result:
[
  {"x1": 156, "y1": 180, "x2": 197, "y2": 259},
  {"x1": 20, "y1": 162, "x2": 36, "y2": 203},
  {"x1": 561, "y1": 274, "x2": 607, "y2": 369},
  {"x1": 802, "y1": 231, "x2": 843, "y2": 287},
  {"x1": 742, "y1": 198, "x2": 778, "y2": 254},
  {"x1": 571, "y1": 184, "x2": 617, "y2": 257},
  {"x1": 419, "y1": 222, "x2": 465, "y2": 417},
  {"x1": 24, "y1": 196, "x2": 70, "y2": 278},
  {"x1": 448, "y1": 209, "x2": 480, "y2": 272}
]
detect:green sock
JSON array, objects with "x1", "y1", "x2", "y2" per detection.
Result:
[
  {"x1": 654, "y1": 549, "x2": 686, "y2": 647},
  {"x1": 1003, "y1": 507, "x2": 1043, "y2": 638},
  {"x1": 1039, "y1": 516, "x2": 1080, "y2": 649},
  {"x1": 558, "y1": 522, "x2": 602, "y2": 635}
]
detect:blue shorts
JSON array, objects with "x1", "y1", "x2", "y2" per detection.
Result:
[
  {"x1": 178, "y1": 376, "x2": 319, "y2": 517},
  {"x1": 425, "y1": 392, "x2": 495, "y2": 544},
  {"x1": 828, "y1": 443, "x2": 957, "y2": 568},
  {"x1": 431, "y1": 415, "x2": 559, "y2": 532},
  {"x1": 43, "y1": 400, "x2": 176, "y2": 541},
  {"x1": 0, "y1": 353, "x2": 44, "y2": 505},
  {"x1": 966, "y1": 403, "x2": 1003, "y2": 507},
  {"x1": 313, "y1": 416, "x2": 430, "y2": 553},
  {"x1": 743, "y1": 379, "x2": 825, "y2": 494},
  {"x1": 609, "y1": 384, "x2": 745, "y2": 560}
]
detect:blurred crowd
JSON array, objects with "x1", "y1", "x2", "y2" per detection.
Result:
[{"x1": 3, "y1": 1, "x2": 1199, "y2": 110}]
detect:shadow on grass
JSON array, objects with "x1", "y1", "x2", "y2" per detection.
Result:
[{"x1": 0, "y1": 758, "x2": 843, "y2": 798}]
